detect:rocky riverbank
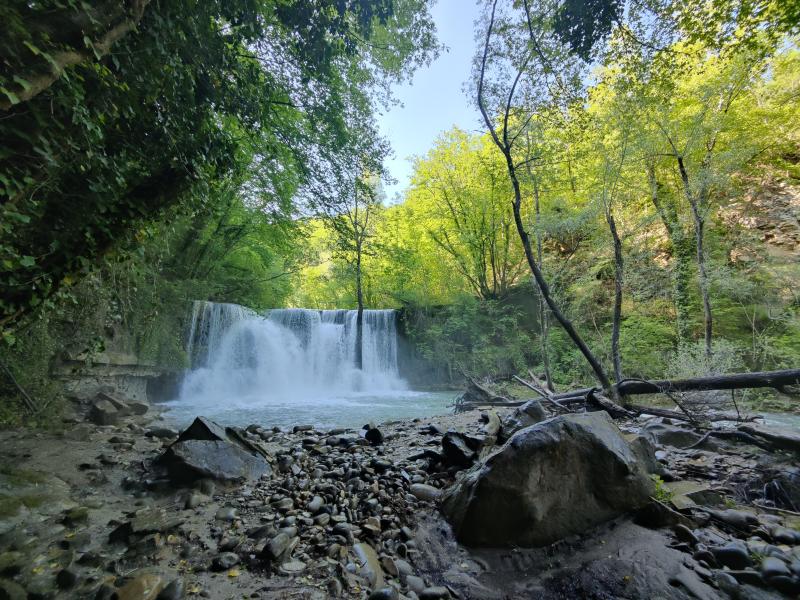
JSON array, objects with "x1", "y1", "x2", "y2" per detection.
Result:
[{"x1": 0, "y1": 394, "x2": 799, "y2": 599}]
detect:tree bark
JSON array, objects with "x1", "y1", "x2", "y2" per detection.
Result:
[
  {"x1": 605, "y1": 206, "x2": 624, "y2": 383},
  {"x1": 526, "y1": 162, "x2": 554, "y2": 391},
  {"x1": 676, "y1": 156, "x2": 713, "y2": 359},
  {"x1": 476, "y1": 0, "x2": 614, "y2": 394},
  {"x1": 355, "y1": 241, "x2": 364, "y2": 371}
]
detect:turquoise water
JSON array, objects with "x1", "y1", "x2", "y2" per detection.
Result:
[{"x1": 162, "y1": 390, "x2": 457, "y2": 430}]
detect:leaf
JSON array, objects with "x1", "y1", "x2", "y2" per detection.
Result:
[
  {"x1": 19, "y1": 256, "x2": 36, "y2": 267},
  {"x1": 12, "y1": 76, "x2": 31, "y2": 91},
  {"x1": 0, "y1": 87, "x2": 20, "y2": 105}
]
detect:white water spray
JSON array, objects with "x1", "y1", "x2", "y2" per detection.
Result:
[{"x1": 177, "y1": 301, "x2": 407, "y2": 411}]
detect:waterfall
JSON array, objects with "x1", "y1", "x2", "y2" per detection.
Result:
[{"x1": 177, "y1": 302, "x2": 406, "y2": 409}]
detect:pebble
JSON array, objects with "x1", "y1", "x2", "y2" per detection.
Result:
[
  {"x1": 711, "y1": 541, "x2": 751, "y2": 570},
  {"x1": 262, "y1": 533, "x2": 291, "y2": 561},
  {"x1": 278, "y1": 560, "x2": 307, "y2": 575},
  {"x1": 157, "y1": 578, "x2": 185, "y2": 600},
  {"x1": 55, "y1": 568, "x2": 79, "y2": 589},
  {"x1": 420, "y1": 586, "x2": 451, "y2": 599},
  {"x1": 215, "y1": 507, "x2": 237, "y2": 522},
  {"x1": 405, "y1": 576, "x2": 425, "y2": 593},
  {"x1": 369, "y1": 587, "x2": 399, "y2": 600},
  {"x1": 409, "y1": 484, "x2": 440, "y2": 503},
  {"x1": 306, "y1": 495, "x2": 324, "y2": 513},
  {"x1": 761, "y1": 555, "x2": 790, "y2": 578},
  {"x1": 212, "y1": 552, "x2": 240, "y2": 571},
  {"x1": 673, "y1": 524, "x2": 698, "y2": 545}
]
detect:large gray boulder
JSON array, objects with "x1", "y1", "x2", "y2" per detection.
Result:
[
  {"x1": 162, "y1": 439, "x2": 271, "y2": 483},
  {"x1": 441, "y1": 411, "x2": 654, "y2": 547},
  {"x1": 161, "y1": 416, "x2": 272, "y2": 483}
]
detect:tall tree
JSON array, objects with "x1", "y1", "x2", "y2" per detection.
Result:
[{"x1": 475, "y1": 0, "x2": 615, "y2": 393}]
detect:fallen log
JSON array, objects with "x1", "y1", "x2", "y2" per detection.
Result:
[
  {"x1": 738, "y1": 424, "x2": 800, "y2": 453},
  {"x1": 615, "y1": 369, "x2": 800, "y2": 396},
  {"x1": 586, "y1": 390, "x2": 635, "y2": 419}
]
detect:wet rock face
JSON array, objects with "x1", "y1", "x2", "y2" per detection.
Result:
[{"x1": 441, "y1": 411, "x2": 654, "y2": 547}]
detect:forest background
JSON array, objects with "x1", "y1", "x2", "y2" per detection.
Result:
[{"x1": 1, "y1": 0, "x2": 799, "y2": 424}]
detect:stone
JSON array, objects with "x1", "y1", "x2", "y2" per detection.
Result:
[
  {"x1": 714, "y1": 571, "x2": 740, "y2": 598},
  {"x1": 278, "y1": 560, "x2": 306, "y2": 575},
  {"x1": 146, "y1": 427, "x2": 178, "y2": 440},
  {"x1": 161, "y1": 440, "x2": 271, "y2": 482},
  {"x1": 368, "y1": 587, "x2": 399, "y2": 600},
  {"x1": 176, "y1": 416, "x2": 230, "y2": 443},
  {"x1": 410, "y1": 484, "x2": 440, "y2": 503},
  {"x1": 88, "y1": 400, "x2": 120, "y2": 426},
  {"x1": 128, "y1": 402, "x2": 150, "y2": 416},
  {"x1": 501, "y1": 399, "x2": 546, "y2": 439},
  {"x1": 769, "y1": 576, "x2": 800, "y2": 595},
  {"x1": 442, "y1": 412, "x2": 654, "y2": 547},
  {"x1": 0, "y1": 552, "x2": 25, "y2": 577},
  {"x1": 211, "y1": 552, "x2": 240, "y2": 571},
  {"x1": 261, "y1": 533, "x2": 292, "y2": 562},
  {"x1": 673, "y1": 524, "x2": 699, "y2": 545},
  {"x1": 116, "y1": 572, "x2": 167, "y2": 600},
  {"x1": 642, "y1": 422, "x2": 702, "y2": 448},
  {"x1": 441, "y1": 432, "x2": 481, "y2": 468},
  {"x1": 353, "y1": 542, "x2": 384, "y2": 589},
  {"x1": 712, "y1": 541, "x2": 752, "y2": 570},
  {"x1": 215, "y1": 507, "x2": 237, "y2": 521},
  {"x1": 405, "y1": 576, "x2": 425, "y2": 594},
  {"x1": 419, "y1": 587, "x2": 450, "y2": 599},
  {"x1": 761, "y1": 556, "x2": 790, "y2": 579},
  {"x1": 0, "y1": 579, "x2": 26, "y2": 600},
  {"x1": 307, "y1": 496, "x2": 324, "y2": 513},
  {"x1": 708, "y1": 509, "x2": 758, "y2": 530},
  {"x1": 156, "y1": 578, "x2": 185, "y2": 600},
  {"x1": 110, "y1": 508, "x2": 184, "y2": 543},
  {"x1": 56, "y1": 568, "x2": 79, "y2": 589},
  {"x1": 25, "y1": 576, "x2": 56, "y2": 600},
  {"x1": 363, "y1": 427, "x2": 384, "y2": 446}
]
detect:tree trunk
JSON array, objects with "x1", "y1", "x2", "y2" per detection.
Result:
[
  {"x1": 690, "y1": 200, "x2": 713, "y2": 360},
  {"x1": 355, "y1": 244, "x2": 364, "y2": 371},
  {"x1": 606, "y1": 206, "x2": 624, "y2": 383},
  {"x1": 531, "y1": 170, "x2": 554, "y2": 391},
  {"x1": 676, "y1": 156, "x2": 713, "y2": 359},
  {"x1": 476, "y1": 0, "x2": 613, "y2": 394}
]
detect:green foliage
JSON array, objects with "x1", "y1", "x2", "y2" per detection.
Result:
[
  {"x1": 405, "y1": 296, "x2": 537, "y2": 380},
  {"x1": 650, "y1": 475, "x2": 674, "y2": 503},
  {"x1": 0, "y1": 0, "x2": 438, "y2": 328}
]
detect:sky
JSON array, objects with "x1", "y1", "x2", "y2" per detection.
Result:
[{"x1": 376, "y1": 0, "x2": 484, "y2": 203}]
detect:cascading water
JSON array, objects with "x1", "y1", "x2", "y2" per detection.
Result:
[{"x1": 165, "y1": 301, "x2": 448, "y2": 429}]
